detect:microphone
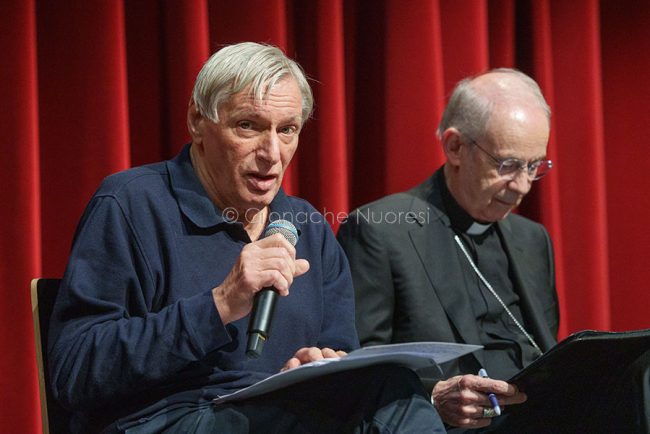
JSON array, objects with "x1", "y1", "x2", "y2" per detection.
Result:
[{"x1": 246, "y1": 219, "x2": 299, "y2": 358}]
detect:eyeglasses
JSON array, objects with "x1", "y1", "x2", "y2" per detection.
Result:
[{"x1": 467, "y1": 137, "x2": 553, "y2": 181}]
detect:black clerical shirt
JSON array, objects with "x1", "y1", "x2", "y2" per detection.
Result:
[{"x1": 440, "y1": 177, "x2": 541, "y2": 380}]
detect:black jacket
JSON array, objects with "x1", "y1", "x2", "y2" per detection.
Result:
[{"x1": 338, "y1": 168, "x2": 559, "y2": 389}]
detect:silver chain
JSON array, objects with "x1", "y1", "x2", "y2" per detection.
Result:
[{"x1": 454, "y1": 235, "x2": 542, "y2": 354}]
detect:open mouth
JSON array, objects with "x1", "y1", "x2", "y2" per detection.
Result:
[{"x1": 246, "y1": 173, "x2": 278, "y2": 192}]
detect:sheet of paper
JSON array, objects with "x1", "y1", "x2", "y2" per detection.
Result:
[{"x1": 214, "y1": 342, "x2": 482, "y2": 404}]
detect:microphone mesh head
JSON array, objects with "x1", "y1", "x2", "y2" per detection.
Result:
[{"x1": 264, "y1": 219, "x2": 298, "y2": 246}]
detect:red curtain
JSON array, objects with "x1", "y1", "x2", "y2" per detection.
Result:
[{"x1": 2, "y1": 0, "x2": 649, "y2": 431}]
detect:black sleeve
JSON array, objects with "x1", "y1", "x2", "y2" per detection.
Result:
[{"x1": 337, "y1": 212, "x2": 395, "y2": 346}]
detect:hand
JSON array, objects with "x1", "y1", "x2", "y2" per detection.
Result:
[
  {"x1": 281, "y1": 347, "x2": 347, "y2": 372},
  {"x1": 212, "y1": 234, "x2": 310, "y2": 324},
  {"x1": 431, "y1": 374, "x2": 527, "y2": 428}
]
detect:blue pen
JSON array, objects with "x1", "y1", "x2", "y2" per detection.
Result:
[{"x1": 478, "y1": 368, "x2": 502, "y2": 416}]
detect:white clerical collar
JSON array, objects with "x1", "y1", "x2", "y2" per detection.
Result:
[{"x1": 466, "y1": 221, "x2": 493, "y2": 236}]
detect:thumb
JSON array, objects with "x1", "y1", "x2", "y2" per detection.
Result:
[{"x1": 294, "y1": 259, "x2": 310, "y2": 277}]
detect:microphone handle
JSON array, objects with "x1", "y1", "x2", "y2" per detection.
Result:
[{"x1": 246, "y1": 287, "x2": 277, "y2": 358}]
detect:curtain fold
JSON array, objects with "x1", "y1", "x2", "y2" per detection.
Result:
[
  {"x1": 488, "y1": 0, "x2": 515, "y2": 68},
  {"x1": 37, "y1": 0, "x2": 131, "y2": 276},
  {"x1": 600, "y1": 0, "x2": 650, "y2": 332},
  {"x1": 440, "y1": 0, "x2": 490, "y2": 87},
  {"x1": 293, "y1": 0, "x2": 350, "y2": 229},
  {"x1": 162, "y1": 0, "x2": 211, "y2": 156},
  {"x1": 2, "y1": 1, "x2": 649, "y2": 431},
  {"x1": 550, "y1": 0, "x2": 611, "y2": 332},
  {"x1": 384, "y1": 0, "x2": 446, "y2": 193},
  {"x1": 125, "y1": 1, "x2": 166, "y2": 166},
  {"x1": 0, "y1": 2, "x2": 42, "y2": 432}
]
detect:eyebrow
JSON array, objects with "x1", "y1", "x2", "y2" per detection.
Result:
[
  {"x1": 494, "y1": 150, "x2": 547, "y2": 162},
  {"x1": 523, "y1": 155, "x2": 547, "y2": 163},
  {"x1": 230, "y1": 110, "x2": 302, "y2": 125}
]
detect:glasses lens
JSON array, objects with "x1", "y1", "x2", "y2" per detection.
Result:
[
  {"x1": 531, "y1": 160, "x2": 552, "y2": 180},
  {"x1": 498, "y1": 159, "x2": 525, "y2": 178},
  {"x1": 499, "y1": 159, "x2": 553, "y2": 180}
]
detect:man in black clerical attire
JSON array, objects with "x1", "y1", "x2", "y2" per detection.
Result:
[{"x1": 338, "y1": 68, "x2": 650, "y2": 433}]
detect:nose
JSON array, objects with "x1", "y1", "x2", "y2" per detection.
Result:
[
  {"x1": 507, "y1": 169, "x2": 533, "y2": 195},
  {"x1": 256, "y1": 130, "x2": 281, "y2": 166}
]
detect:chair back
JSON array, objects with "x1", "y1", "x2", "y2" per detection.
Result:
[{"x1": 31, "y1": 278, "x2": 71, "y2": 434}]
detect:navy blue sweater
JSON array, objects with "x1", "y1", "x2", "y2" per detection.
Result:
[{"x1": 48, "y1": 145, "x2": 358, "y2": 432}]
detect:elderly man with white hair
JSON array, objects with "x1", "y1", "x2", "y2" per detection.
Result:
[{"x1": 48, "y1": 42, "x2": 445, "y2": 434}]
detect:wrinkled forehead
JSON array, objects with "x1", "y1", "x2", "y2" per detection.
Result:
[{"x1": 223, "y1": 78, "x2": 304, "y2": 120}]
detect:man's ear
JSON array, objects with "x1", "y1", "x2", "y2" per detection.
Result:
[
  {"x1": 187, "y1": 100, "x2": 203, "y2": 143},
  {"x1": 441, "y1": 128, "x2": 464, "y2": 167}
]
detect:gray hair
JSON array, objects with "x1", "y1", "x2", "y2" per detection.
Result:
[
  {"x1": 192, "y1": 42, "x2": 313, "y2": 125},
  {"x1": 437, "y1": 68, "x2": 551, "y2": 141}
]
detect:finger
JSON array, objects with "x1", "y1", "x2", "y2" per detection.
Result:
[
  {"x1": 238, "y1": 247, "x2": 293, "y2": 283},
  {"x1": 281, "y1": 357, "x2": 301, "y2": 372},
  {"x1": 335, "y1": 350, "x2": 347, "y2": 357},
  {"x1": 434, "y1": 374, "x2": 506, "y2": 430},
  {"x1": 496, "y1": 391, "x2": 527, "y2": 405},
  {"x1": 242, "y1": 240, "x2": 292, "y2": 261},
  {"x1": 257, "y1": 255, "x2": 308, "y2": 284},
  {"x1": 256, "y1": 270, "x2": 290, "y2": 295},
  {"x1": 249, "y1": 248, "x2": 305, "y2": 284},
  {"x1": 459, "y1": 389, "x2": 489, "y2": 406},
  {"x1": 435, "y1": 375, "x2": 465, "y2": 397},
  {"x1": 293, "y1": 347, "x2": 324, "y2": 364},
  {"x1": 468, "y1": 378, "x2": 527, "y2": 407},
  {"x1": 320, "y1": 347, "x2": 340, "y2": 359},
  {"x1": 294, "y1": 259, "x2": 310, "y2": 277},
  {"x1": 466, "y1": 404, "x2": 487, "y2": 420},
  {"x1": 471, "y1": 377, "x2": 515, "y2": 396},
  {"x1": 251, "y1": 245, "x2": 294, "y2": 260},
  {"x1": 247, "y1": 247, "x2": 295, "y2": 275},
  {"x1": 245, "y1": 243, "x2": 308, "y2": 282},
  {"x1": 253, "y1": 260, "x2": 305, "y2": 295},
  {"x1": 459, "y1": 388, "x2": 504, "y2": 410},
  {"x1": 258, "y1": 257, "x2": 296, "y2": 288},
  {"x1": 436, "y1": 401, "x2": 493, "y2": 429},
  {"x1": 304, "y1": 347, "x2": 325, "y2": 362},
  {"x1": 257, "y1": 233, "x2": 297, "y2": 257}
]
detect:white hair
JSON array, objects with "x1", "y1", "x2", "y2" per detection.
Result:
[{"x1": 192, "y1": 42, "x2": 313, "y2": 125}]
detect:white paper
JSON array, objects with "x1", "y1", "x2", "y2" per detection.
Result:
[{"x1": 213, "y1": 342, "x2": 481, "y2": 404}]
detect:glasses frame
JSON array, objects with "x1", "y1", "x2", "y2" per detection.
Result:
[{"x1": 465, "y1": 136, "x2": 553, "y2": 181}]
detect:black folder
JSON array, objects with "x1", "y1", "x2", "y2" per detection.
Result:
[{"x1": 506, "y1": 328, "x2": 650, "y2": 429}]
